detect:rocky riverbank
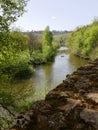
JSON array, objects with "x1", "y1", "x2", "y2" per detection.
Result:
[{"x1": 10, "y1": 59, "x2": 98, "y2": 130}]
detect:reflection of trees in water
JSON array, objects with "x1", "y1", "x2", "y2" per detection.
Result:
[
  {"x1": 42, "y1": 63, "x2": 54, "y2": 88},
  {"x1": 69, "y1": 53, "x2": 88, "y2": 69},
  {"x1": 57, "y1": 49, "x2": 69, "y2": 55}
]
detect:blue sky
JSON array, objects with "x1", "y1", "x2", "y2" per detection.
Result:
[{"x1": 14, "y1": 0, "x2": 98, "y2": 31}]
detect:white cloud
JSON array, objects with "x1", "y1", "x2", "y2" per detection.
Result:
[{"x1": 51, "y1": 16, "x2": 56, "y2": 20}]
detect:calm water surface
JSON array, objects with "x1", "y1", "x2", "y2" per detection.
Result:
[{"x1": 4, "y1": 47, "x2": 88, "y2": 106}]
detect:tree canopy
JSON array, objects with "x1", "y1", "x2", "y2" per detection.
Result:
[
  {"x1": 0, "y1": 0, "x2": 29, "y2": 32},
  {"x1": 42, "y1": 26, "x2": 53, "y2": 47},
  {"x1": 0, "y1": 0, "x2": 31, "y2": 81},
  {"x1": 42, "y1": 26, "x2": 56, "y2": 61},
  {"x1": 68, "y1": 20, "x2": 98, "y2": 59}
]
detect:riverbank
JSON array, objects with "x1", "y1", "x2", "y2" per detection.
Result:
[{"x1": 11, "y1": 58, "x2": 98, "y2": 130}]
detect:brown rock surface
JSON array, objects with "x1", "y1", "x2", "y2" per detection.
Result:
[{"x1": 10, "y1": 59, "x2": 98, "y2": 130}]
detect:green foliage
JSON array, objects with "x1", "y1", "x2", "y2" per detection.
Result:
[
  {"x1": 0, "y1": 91, "x2": 15, "y2": 108},
  {"x1": 42, "y1": 26, "x2": 55, "y2": 62},
  {"x1": 0, "y1": 31, "x2": 29, "y2": 64},
  {"x1": 53, "y1": 32, "x2": 70, "y2": 47},
  {"x1": 9, "y1": 31, "x2": 29, "y2": 52},
  {"x1": 27, "y1": 32, "x2": 42, "y2": 55},
  {"x1": 29, "y1": 26, "x2": 58, "y2": 64},
  {"x1": 30, "y1": 51, "x2": 44, "y2": 64},
  {"x1": 42, "y1": 26, "x2": 53, "y2": 47},
  {"x1": 68, "y1": 20, "x2": 98, "y2": 59},
  {"x1": 0, "y1": 91, "x2": 16, "y2": 129},
  {"x1": 0, "y1": 31, "x2": 34, "y2": 82},
  {"x1": 0, "y1": 0, "x2": 32, "y2": 82},
  {"x1": 0, "y1": 1, "x2": 36, "y2": 129},
  {"x1": 0, "y1": 0, "x2": 29, "y2": 32}
]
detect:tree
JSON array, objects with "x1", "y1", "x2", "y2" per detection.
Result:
[
  {"x1": 0, "y1": 0, "x2": 29, "y2": 33},
  {"x1": 42, "y1": 26, "x2": 53, "y2": 47},
  {"x1": 42, "y1": 26, "x2": 54, "y2": 61},
  {"x1": 0, "y1": 0, "x2": 29, "y2": 57},
  {"x1": 0, "y1": 0, "x2": 30, "y2": 80},
  {"x1": 0, "y1": 0, "x2": 28, "y2": 58},
  {"x1": 68, "y1": 20, "x2": 98, "y2": 59},
  {"x1": 0, "y1": 0, "x2": 29, "y2": 58},
  {"x1": 27, "y1": 32, "x2": 42, "y2": 55}
]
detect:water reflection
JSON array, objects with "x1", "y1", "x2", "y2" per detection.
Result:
[
  {"x1": 1, "y1": 47, "x2": 88, "y2": 105},
  {"x1": 69, "y1": 52, "x2": 87, "y2": 69}
]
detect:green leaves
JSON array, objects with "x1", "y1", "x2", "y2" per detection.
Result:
[
  {"x1": 0, "y1": 0, "x2": 30, "y2": 81},
  {"x1": 0, "y1": 0, "x2": 29, "y2": 32},
  {"x1": 0, "y1": 0, "x2": 29, "y2": 69},
  {"x1": 42, "y1": 26, "x2": 53, "y2": 47},
  {"x1": 42, "y1": 26, "x2": 54, "y2": 61},
  {"x1": 68, "y1": 21, "x2": 98, "y2": 59}
]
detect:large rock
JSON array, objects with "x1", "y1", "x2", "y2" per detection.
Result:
[
  {"x1": 10, "y1": 59, "x2": 98, "y2": 130},
  {"x1": 80, "y1": 109, "x2": 98, "y2": 130}
]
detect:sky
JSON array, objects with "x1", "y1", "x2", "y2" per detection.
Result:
[{"x1": 14, "y1": 0, "x2": 98, "y2": 31}]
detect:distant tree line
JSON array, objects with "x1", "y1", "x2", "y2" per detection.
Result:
[{"x1": 26, "y1": 30, "x2": 70, "y2": 36}]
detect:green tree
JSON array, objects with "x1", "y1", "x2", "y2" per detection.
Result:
[
  {"x1": 0, "y1": 31, "x2": 32, "y2": 81},
  {"x1": 42, "y1": 26, "x2": 53, "y2": 47},
  {"x1": 27, "y1": 32, "x2": 42, "y2": 56},
  {"x1": 0, "y1": 0, "x2": 29, "y2": 32},
  {"x1": 0, "y1": 0, "x2": 32, "y2": 81},
  {"x1": 0, "y1": 0, "x2": 29, "y2": 62},
  {"x1": 42, "y1": 26, "x2": 54, "y2": 61},
  {"x1": 68, "y1": 19, "x2": 98, "y2": 59}
]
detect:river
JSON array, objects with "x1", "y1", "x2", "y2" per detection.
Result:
[{"x1": 2, "y1": 47, "x2": 88, "y2": 107}]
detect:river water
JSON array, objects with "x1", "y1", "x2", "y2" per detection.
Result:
[{"x1": 3, "y1": 47, "x2": 88, "y2": 107}]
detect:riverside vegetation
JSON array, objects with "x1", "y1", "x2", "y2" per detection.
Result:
[
  {"x1": 0, "y1": 26, "x2": 58, "y2": 84},
  {"x1": 67, "y1": 18, "x2": 98, "y2": 60}
]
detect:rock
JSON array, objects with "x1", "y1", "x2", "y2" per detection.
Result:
[
  {"x1": 80, "y1": 109, "x2": 98, "y2": 130},
  {"x1": 86, "y1": 93, "x2": 98, "y2": 104},
  {"x1": 45, "y1": 91, "x2": 68, "y2": 106}
]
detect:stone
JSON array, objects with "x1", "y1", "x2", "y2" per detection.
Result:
[
  {"x1": 86, "y1": 93, "x2": 98, "y2": 104},
  {"x1": 80, "y1": 109, "x2": 98, "y2": 130}
]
